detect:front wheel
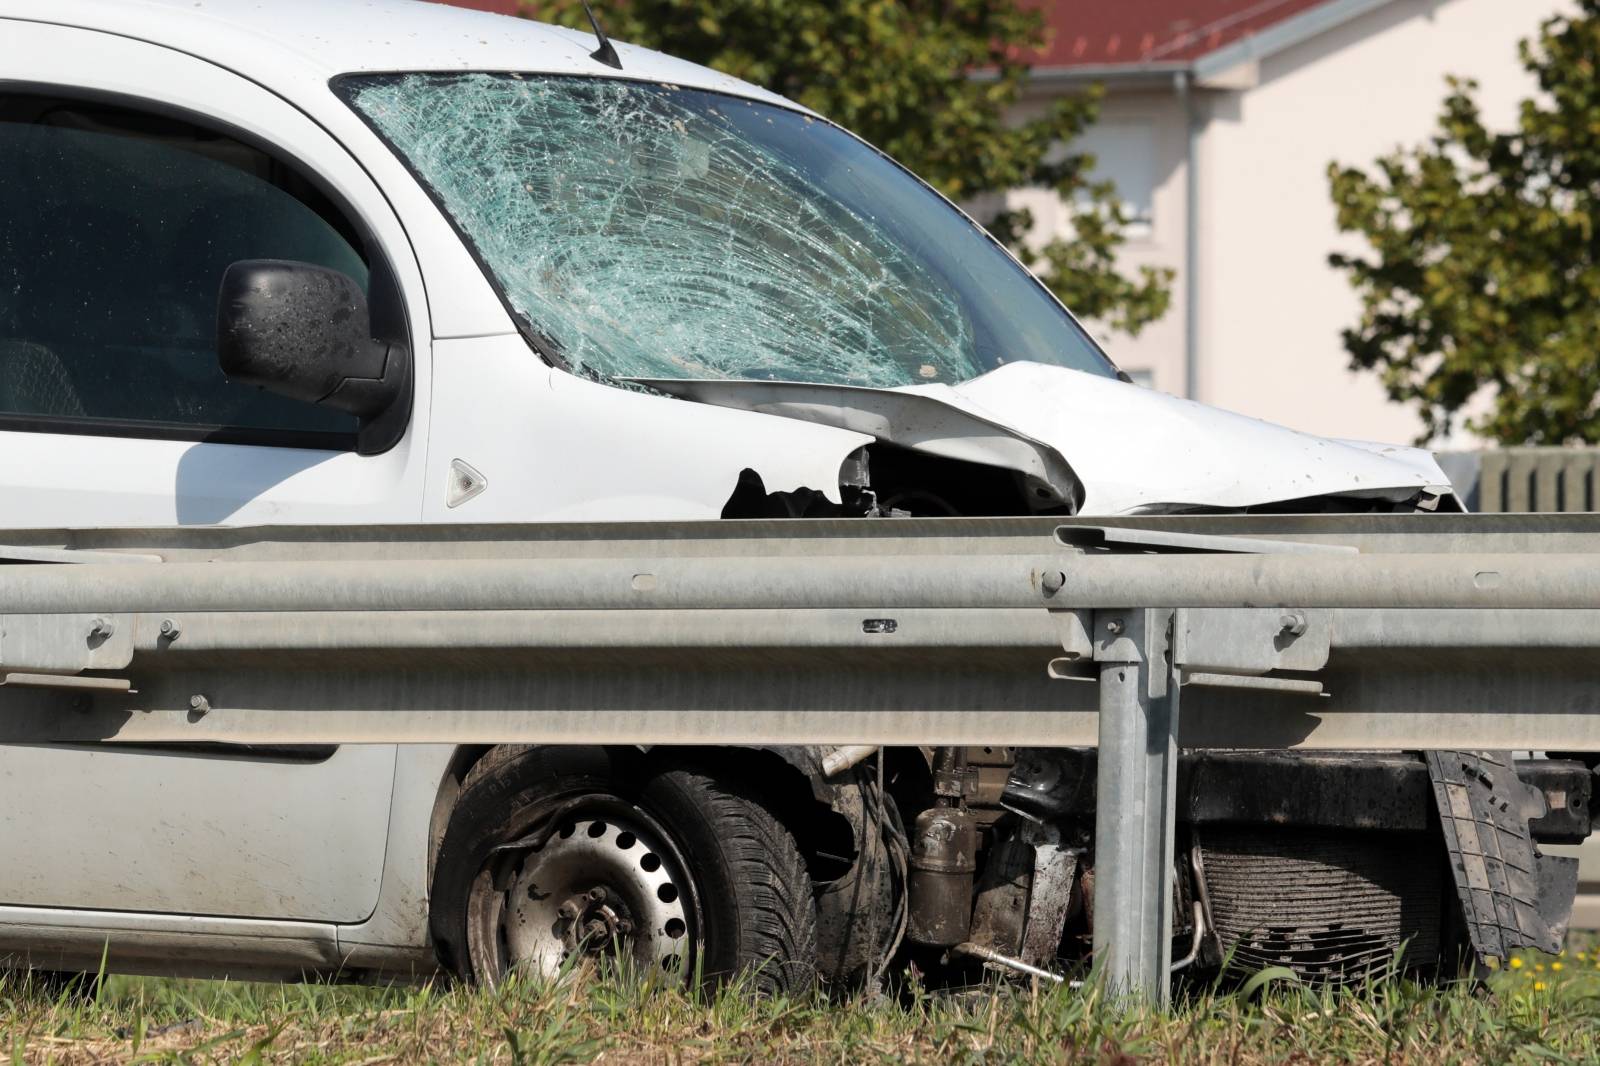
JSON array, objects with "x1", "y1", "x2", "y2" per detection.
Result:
[{"x1": 430, "y1": 746, "x2": 818, "y2": 995}]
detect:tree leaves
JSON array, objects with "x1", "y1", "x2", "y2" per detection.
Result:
[
  {"x1": 524, "y1": 0, "x2": 1172, "y2": 338},
  {"x1": 1329, "y1": 2, "x2": 1600, "y2": 444}
]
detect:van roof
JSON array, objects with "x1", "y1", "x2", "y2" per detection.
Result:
[{"x1": 1, "y1": 0, "x2": 793, "y2": 108}]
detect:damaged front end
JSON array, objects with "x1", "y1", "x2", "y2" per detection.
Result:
[
  {"x1": 774, "y1": 743, "x2": 1589, "y2": 990},
  {"x1": 981, "y1": 747, "x2": 1588, "y2": 984},
  {"x1": 645, "y1": 377, "x2": 1086, "y2": 519},
  {"x1": 648, "y1": 363, "x2": 1459, "y2": 521}
]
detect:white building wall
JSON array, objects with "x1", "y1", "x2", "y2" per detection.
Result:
[
  {"x1": 1011, "y1": 0, "x2": 1566, "y2": 445},
  {"x1": 1195, "y1": 0, "x2": 1563, "y2": 444},
  {"x1": 1008, "y1": 89, "x2": 1192, "y2": 396}
]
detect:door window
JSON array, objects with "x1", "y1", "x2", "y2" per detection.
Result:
[{"x1": 0, "y1": 95, "x2": 367, "y2": 445}]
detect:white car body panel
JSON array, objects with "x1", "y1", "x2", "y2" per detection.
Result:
[
  {"x1": 1330, "y1": 436, "x2": 1454, "y2": 485},
  {"x1": 648, "y1": 363, "x2": 1448, "y2": 516},
  {"x1": 932, "y1": 363, "x2": 1445, "y2": 514},
  {"x1": 0, "y1": 0, "x2": 1461, "y2": 979},
  {"x1": 0, "y1": 745, "x2": 394, "y2": 922},
  {"x1": 425, "y1": 337, "x2": 872, "y2": 521},
  {"x1": 0, "y1": 430, "x2": 419, "y2": 527},
  {"x1": 334, "y1": 746, "x2": 460, "y2": 973},
  {"x1": 0, "y1": 907, "x2": 344, "y2": 981}
]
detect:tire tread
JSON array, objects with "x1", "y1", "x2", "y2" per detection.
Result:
[{"x1": 653, "y1": 768, "x2": 818, "y2": 996}]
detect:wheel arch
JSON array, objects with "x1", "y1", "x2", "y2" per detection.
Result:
[
  {"x1": 428, "y1": 744, "x2": 853, "y2": 884},
  {"x1": 425, "y1": 742, "x2": 894, "y2": 983},
  {"x1": 426, "y1": 744, "x2": 492, "y2": 888}
]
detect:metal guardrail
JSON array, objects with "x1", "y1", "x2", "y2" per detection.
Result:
[{"x1": 3, "y1": 513, "x2": 1600, "y2": 1001}]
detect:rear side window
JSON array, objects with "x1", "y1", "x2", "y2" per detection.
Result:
[{"x1": 0, "y1": 96, "x2": 366, "y2": 446}]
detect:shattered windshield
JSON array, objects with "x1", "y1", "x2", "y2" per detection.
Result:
[{"x1": 340, "y1": 73, "x2": 1116, "y2": 388}]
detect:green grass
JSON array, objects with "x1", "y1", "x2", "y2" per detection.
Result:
[{"x1": 5, "y1": 942, "x2": 1600, "y2": 1064}]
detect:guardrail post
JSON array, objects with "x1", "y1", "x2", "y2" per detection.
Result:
[{"x1": 1092, "y1": 607, "x2": 1180, "y2": 1004}]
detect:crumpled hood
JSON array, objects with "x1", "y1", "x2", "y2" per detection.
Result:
[
  {"x1": 912, "y1": 363, "x2": 1448, "y2": 514},
  {"x1": 641, "y1": 361, "x2": 1450, "y2": 515}
]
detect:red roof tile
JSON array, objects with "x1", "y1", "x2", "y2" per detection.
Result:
[
  {"x1": 428, "y1": 0, "x2": 1340, "y2": 71},
  {"x1": 1032, "y1": 0, "x2": 1336, "y2": 68}
]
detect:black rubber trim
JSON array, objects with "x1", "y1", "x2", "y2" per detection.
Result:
[
  {"x1": 0, "y1": 412, "x2": 354, "y2": 451},
  {"x1": 48, "y1": 742, "x2": 339, "y2": 764}
]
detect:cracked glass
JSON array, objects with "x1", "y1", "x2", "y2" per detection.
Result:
[{"x1": 341, "y1": 73, "x2": 1115, "y2": 389}]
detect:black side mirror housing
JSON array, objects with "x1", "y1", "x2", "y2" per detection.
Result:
[{"x1": 217, "y1": 260, "x2": 411, "y2": 455}]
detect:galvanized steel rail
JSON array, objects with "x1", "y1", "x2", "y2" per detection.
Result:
[{"x1": 3, "y1": 512, "x2": 1600, "y2": 1002}]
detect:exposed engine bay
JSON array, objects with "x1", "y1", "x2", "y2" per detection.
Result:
[
  {"x1": 795, "y1": 745, "x2": 1589, "y2": 989},
  {"x1": 720, "y1": 439, "x2": 1454, "y2": 521}
]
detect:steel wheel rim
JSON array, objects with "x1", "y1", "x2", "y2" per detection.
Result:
[{"x1": 468, "y1": 797, "x2": 699, "y2": 984}]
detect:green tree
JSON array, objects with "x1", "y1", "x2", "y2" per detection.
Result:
[
  {"x1": 1329, "y1": 2, "x2": 1600, "y2": 444},
  {"x1": 525, "y1": 0, "x2": 1172, "y2": 336}
]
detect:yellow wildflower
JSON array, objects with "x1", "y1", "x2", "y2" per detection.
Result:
[
  {"x1": 1554, "y1": 962, "x2": 1565, "y2": 971},
  {"x1": 1510, "y1": 957, "x2": 1525, "y2": 969},
  {"x1": 1535, "y1": 981, "x2": 1547, "y2": 991}
]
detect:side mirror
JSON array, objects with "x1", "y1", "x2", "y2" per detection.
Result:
[{"x1": 217, "y1": 260, "x2": 411, "y2": 455}]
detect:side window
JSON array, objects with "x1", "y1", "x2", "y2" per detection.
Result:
[{"x1": 0, "y1": 95, "x2": 367, "y2": 445}]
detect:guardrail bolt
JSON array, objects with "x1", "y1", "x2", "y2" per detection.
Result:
[
  {"x1": 1040, "y1": 570, "x2": 1067, "y2": 596},
  {"x1": 88, "y1": 617, "x2": 115, "y2": 640},
  {"x1": 189, "y1": 694, "x2": 210, "y2": 717},
  {"x1": 160, "y1": 618, "x2": 182, "y2": 641},
  {"x1": 1105, "y1": 619, "x2": 1126, "y2": 636},
  {"x1": 1279, "y1": 612, "x2": 1308, "y2": 637}
]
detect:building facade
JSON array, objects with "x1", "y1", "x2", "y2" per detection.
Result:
[{"x1": 1011, "y1": 0, "x2": 1567, "y2": 444}]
